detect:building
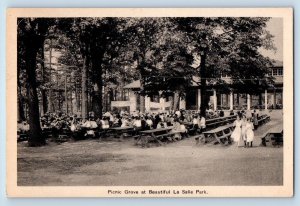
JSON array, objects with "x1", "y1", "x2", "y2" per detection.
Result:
[{"x1": 111, "y1": 61, "x2": 283, "y2": 113}]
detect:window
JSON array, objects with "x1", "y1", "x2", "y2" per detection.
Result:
[{"x1": 272, "y1": 68, "x2": 283, "y2": 76}]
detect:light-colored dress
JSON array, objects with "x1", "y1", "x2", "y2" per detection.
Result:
[
  {"x1": 246, "y1": 122, "x2": 254, "y2": 142},
  {"x1": 231, "y1": 120, "x2": 242, "y2": 142},
  {"x1": 241, "y1": 120, "x2": 247, "y2": 141}
]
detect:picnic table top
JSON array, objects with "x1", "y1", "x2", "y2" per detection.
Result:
[
  {"x1": 140, "y1": 127, "x2": 173, "y2": 134},
  {"x1": 268, "y1": 125, "x2": 283, "y2": 133},
  {"x1": 42, "y1": 126, "x2": 51, "y2": 130},
  {"x1": 206, "y1": 115, "x2": 236, "y2": 123},
  {"x1": 110, "y1": 126, "x2": 133, "y2": 130},
  {"x1": 182, "y1": 122, "x2": 193, "y2": 125},
  {"x1": 203, "y1": 123, "x2": 233, "y2": 134}
]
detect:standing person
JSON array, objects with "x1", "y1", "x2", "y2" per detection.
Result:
[
  {"x1": 199, "y1": 115, "x2": 206, "y2": 133},
  {"x1": 230, "y1": 114, "x2": 242, "y2": 146},
  {"x1": 253, "y1": 110, "x2": 259, "y2": 130},
  {"x1": 246, "y1": 118, "x2": 254, "y2": 147},
  {"x1": 241, "y1": 115, "x2": 247, "y2": 147}
]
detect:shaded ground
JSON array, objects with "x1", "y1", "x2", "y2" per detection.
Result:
[{"x1": 17, "y1": 110, "x2": 283, "y2": 186}]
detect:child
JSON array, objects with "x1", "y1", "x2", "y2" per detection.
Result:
[
  {"x1": 241, "y1": 115, "x2": 247, "y2": 147},
  {"x1": 245, "y1": 118, "x2": 254, "y2": 147}
]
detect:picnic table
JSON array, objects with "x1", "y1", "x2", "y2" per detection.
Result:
[
  {"x1": 109, "y1": 126, "x2": 135, "y2": 141},
  {"x1": 17, "y1": 130, "x2": 28, "y2": 142},
  {"x1": 257, "y1": 114, "x2": 271, "y2": 125},
  {"x1": 261, "y1": 124, "x2": 283, "y2": 147},
  {"x1": 205, "y1": 115, "x2": 236, "y2": 129},
  {"x1": 136, "y1": 127, "x2": 178, "y2": 147},
  {"x1": 201, "y1": 123, "x2": 234, "y2": 145}
]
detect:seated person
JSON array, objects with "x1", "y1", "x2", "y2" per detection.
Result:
[
  {"x1": 85, "y1": 118, "x2": 97, "y2": 138},
  {"x1": 22, "y1": 121, "x2": 30, "y2": 132},
  {"x1": 82, "y1": 119, "x2": 91, "y2": 128},
  {"x1": 199, "y1": 115, "x2": 206, "y2": 133},
  {"x1": 121, "y1": 117, "x2": 129, "y2": 127},
  {"x1": 179, "y1": 123, "x2": 188, "y2": 138},
  {"x1": 132, "y1": 116, "x2": 142, "y2": 128},
  {"x1": 145, "y1": 116, "x2": 153, "y2": 129},
  {"x1": 192, "y1": 115, "x2": 199, "y2": 127},
  {"x1": 100, "y1": 117, "x2": 110, "y2": 129},
  {"x1": 171, "y1": 119, "x2": 182, "y2": 140},
  {"x1": 90, "y1": 118, "x2": 98, "y2": 129}
]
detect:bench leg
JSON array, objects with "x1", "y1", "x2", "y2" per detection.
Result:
[{"x1": 151, "y1": 134, "x2": 163, "y2": 146}]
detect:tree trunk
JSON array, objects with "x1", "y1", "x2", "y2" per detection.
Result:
[
  {"x1": 17, "y1": 86, "x2": 25, "y2": 121},
  {"x1": 64, "y1": 75, "x2": 68, "y2": 114},
  {"x1": 259, "y1": 93, "x2": 263, "y2": 107},
  {"x1": 47, "y1": 38, "x2": 53, "y2": 113},
  {"x1": 17, "y1": 66, "x2": 25, "y2": 121},
  {"x1": 75, "y1": 85, "x2": 80, "y2": 112},
  {"x1": 91, "y1": 52, "x2": 103, "y2": 119},
  {"x1": 168, "y1": 95, "x2": 174, "y2": 112},
  {"x1": 173, "y1": 91, "x2": 180, "y2": 111},
  {"x1": 24, "y1": 39, "x2": 44, "y2": 146},
  {"x1": 81, "y1": 56, "x2": 89, "y2": 119},
  {"x1": 40, "y1": 44, "x2": 48, "y2": 115},
  {"x1": 139, "y1": 77, "x2": 146, "y2": 113},
  {"x1": 200, "y1": 51, "x2": 208, "y2": 117}
]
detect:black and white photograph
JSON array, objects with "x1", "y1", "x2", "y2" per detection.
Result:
[{"x1": 7, "y1": 8, "x2": 293, "y2": 197}]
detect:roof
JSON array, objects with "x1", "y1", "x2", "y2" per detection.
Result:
[
  {"x1": 271, "y1": 60, "x2": 283, "y2": 67},
  {"x1": 123, "y1": 80, "x2": 140, "y2": 89}
]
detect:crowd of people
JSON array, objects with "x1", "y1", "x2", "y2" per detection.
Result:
[{"x1": 17, "y1": 109, "x2": 261, "y2": 145}]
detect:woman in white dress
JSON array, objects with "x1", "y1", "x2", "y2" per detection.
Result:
[
  {"x1": 246, "y1": 118, "x2": 254, "y2": 147},
  {"x1": 240, "y1": 115, "x2": 248, "y2": 147},
  {"x1": 230, "y1": 115, "x2": 242, "y2": 145}
]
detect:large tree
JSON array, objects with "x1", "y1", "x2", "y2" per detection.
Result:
[
  {"x1": 174, "y1": 17, "x2": 275, "y2": 115},
  {"x1": 124, "y1": 18, "x2": 169, "y2": 112},
  {"x1": 18, "y1": 18, "x2": 54, "y2": 146}
]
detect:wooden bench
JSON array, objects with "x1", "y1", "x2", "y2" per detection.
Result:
[
  {"x1": 206, "y1": 115, "x2": 237, "y2": 129},
  {"x1": 202, "y1": 124, "x2": 234, "y2": 145},
  {"x1": 260, "y1": 125, "x2": 283, "y2": 147},
  {"x1": 17, "y1": 132, "x2": 28, "y2": 142},
  {"x1": 137, "y1": 127, "x2": 175, "y2": 147},
  {"x1": 57, "y1": 128, "x2": 72, "y2": 142},
  {"x1": 257, "y1": 114, "x2": 271, "y2": 126},
  {"x1": 108, "y1": 126, "x2": 135, "y2": 141}
]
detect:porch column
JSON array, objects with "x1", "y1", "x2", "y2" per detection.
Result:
[
  {"x1": 247, "y1": 94, "x2": 251, "y2": 110},
  {"x1": 179, "y1": 97, "x2": 186, "y2": 110},
  {"x1": 230, "y1": 91, "x2": 233, "y2": 110},
  {"x1": 213, "y1": 89, "x2": 217, "y2": 111},
  {"x1": 129, "y1": 91, "x2": 137, "y2": 113},
  {"x1": 160, "y1": 97, "x2": 165, "y2": 111},
  {"x1": 197, "y1": 89, "x2": 201, "y2": 111},
  {"x1": 264, "y1": 90, "x2": 268, "y2": 110},
  {"x1": 145, "y1": 96, "x2": 151, "y2": 111},
  {"x1": 273, "y1": 91, "x2": 276, "y2": 107}
]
